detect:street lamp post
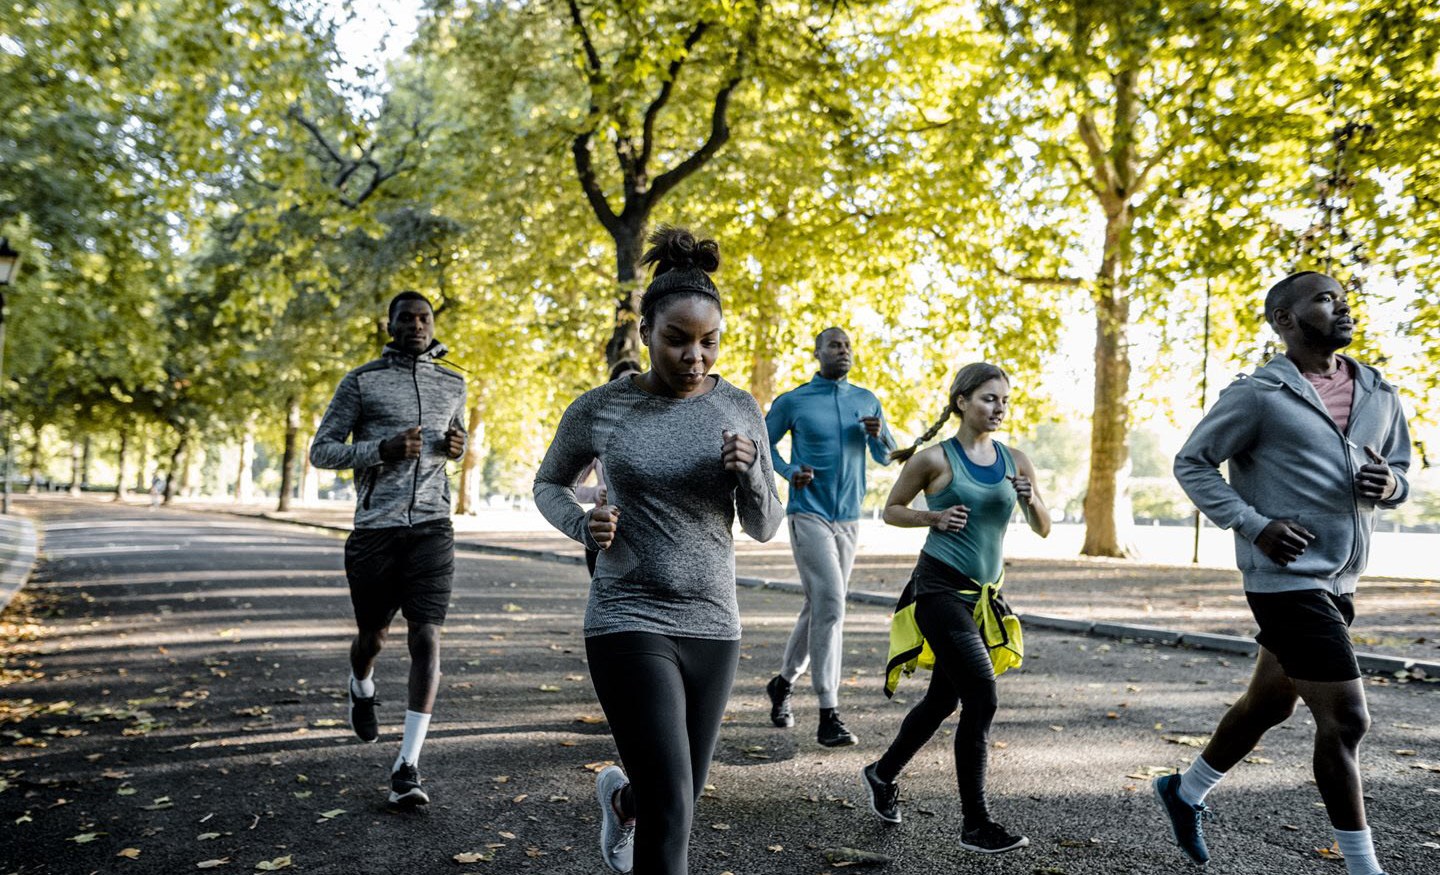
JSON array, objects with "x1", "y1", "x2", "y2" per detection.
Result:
[{"x1": 0, "y1": 236, "x2": 23, "y2": 515}]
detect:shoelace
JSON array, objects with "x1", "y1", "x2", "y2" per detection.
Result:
[{"x1": 614, "y1": 822, "x2": 636, "y2": 850}]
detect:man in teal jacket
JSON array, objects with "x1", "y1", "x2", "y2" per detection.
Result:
[
  {"x1": 1156, "y1": 272, "x2": 1410, "y2": 875},
  {"x1": 764, "y1": 328, "x2": 895, "y2": 746}
]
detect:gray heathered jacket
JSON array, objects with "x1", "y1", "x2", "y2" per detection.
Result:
[
  {"x1": 1174, "y1": 354, "x2": 1411, "y2": 594},
  {"x1": 310, "y1": 343, "x2": 467, "y2": 530},
  {"x1": 533, "y1": 375, "x2": 785, "y2": 640}
]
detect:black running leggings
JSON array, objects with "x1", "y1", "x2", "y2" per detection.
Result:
[
  {"x1": 586, "y1": 632, "x2": 740, "y2": 875},
  {"x1": 875, "y1": 591, "x2": 998, "y2": 828}
]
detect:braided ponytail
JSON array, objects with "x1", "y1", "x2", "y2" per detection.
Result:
[{"x1": 890, "y1": 362, "x2": 1010, "y2": 463}]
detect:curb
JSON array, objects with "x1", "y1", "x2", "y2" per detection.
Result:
[
  {"x1": 0, "y1": 515, "x2": 38, "y2": 613},
  {"x1": 200, "y1": 506, "x2": 1440, "y2": 680}
]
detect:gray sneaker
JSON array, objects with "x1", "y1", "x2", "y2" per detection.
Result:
[{"x1": 596, "y1": 765, "x2": 635, "y2": 873}]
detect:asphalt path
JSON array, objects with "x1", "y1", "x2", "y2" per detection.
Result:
[{"x1": 2, "y1": 500, "x2": 1437, "y2": 874}]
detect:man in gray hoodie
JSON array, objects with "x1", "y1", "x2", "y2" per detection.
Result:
[
  {"x1": 310, "y1": 290, "x2": 467, "y2": 807},
  {"x1": 1155, "y1": 272, "x2": 1410, "y2": 875}
]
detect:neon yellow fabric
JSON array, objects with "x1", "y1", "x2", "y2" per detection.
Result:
[{"x1": 883, "y1": 572, "x2": 1023, "y2": 698}]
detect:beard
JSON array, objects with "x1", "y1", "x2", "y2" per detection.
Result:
[{"x1": 1296, "y1": 314, "x2": 1352, "y2": 351}]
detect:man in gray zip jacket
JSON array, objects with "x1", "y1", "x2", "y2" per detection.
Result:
[
  {"x1": 310, "y1": 290, "x2": 467, "y2": 808},
  {"x1": 1154, "y1": 272, "x2": 1409, "y2": 875}
]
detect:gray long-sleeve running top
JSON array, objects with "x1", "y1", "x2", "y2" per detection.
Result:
[{"x1": 533, "y1": 375, "x2": 785, "y2": 640}]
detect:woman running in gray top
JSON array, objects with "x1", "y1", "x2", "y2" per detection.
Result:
[{"x1": 534, "y1": 226, "x2": 784, "y2": 875}]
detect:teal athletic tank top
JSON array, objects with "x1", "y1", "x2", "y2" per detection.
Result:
[{"x1": 920, "y1": 438, "x2": 1017, "y2": 587}]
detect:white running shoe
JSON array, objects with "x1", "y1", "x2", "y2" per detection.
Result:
[{"x1": 595, "y1": 765, "x2": 635, "y2": 873}]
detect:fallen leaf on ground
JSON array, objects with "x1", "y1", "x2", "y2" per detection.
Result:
[
  {"x1": 575, "y1": 715, "x2": 606, "y2": 725},
  {"x1": 255, "y1": 855, "x2": 292, "y2": 870},
  {"x1": 198, "y1": 833, "x2": 221, "y2": 840},
  {"x1": 317, "y1": 809, "x2": 345, "y2": 820},
  {"x1": 1162, "y1": 735, "x2": 1210, "y2": 748},
  {"x1": 498, "y1": 831, "x2": 517, "y2": 840},
  {"x1": 117, "y1": 848, "x2": 141, "y2": 859},
  {"x1": 454, "y1": 851, "x2": 493, "y2": 863},
  {"x1": 537, "y1": 685, "x2": 561, "y2": 693},
  {"x1": 1126, "y1": 766, "x2": 1174, "y2": 780},
  {"x1": 68, "y1": 832, "x2": 104, "y2": 843},
  {"x1": 820, "y1": 847, "x2": 892, "y2": 865},
  {"x1": 1316, "y1": 842, "x2": 1344, "y2": 860},
  {"x1": 1244, "y1": 756, "x2": 1273, "y2": 764},
  {"x1": 196, "y1": 859, "x2": 230, "y2": 869}
]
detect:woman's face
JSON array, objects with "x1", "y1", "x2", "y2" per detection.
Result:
[
  {"x1": 640, "y1": 296, "x2": 722, "y2": 398},
  {"x1": 957, "y1": 377, "x2": 1010, "y2": 434}
]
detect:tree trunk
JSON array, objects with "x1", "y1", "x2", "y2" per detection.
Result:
[
  {"x1": 235, "y1": 430, "x2": 255, "y2": 503},
  {"x1": 163, "y1": 434, "x2": 187, "y2": 504},
  {"x1": 115, "y1": 430, "x2": 130, "y2": 501},
  {"x1": 1081, "y1": 211, "x2": 1136, "y2": 558},
  {"x1": 300, "y1": 427, "x2": 319, "y2": 504},
  {"x1": 26, "y1": 430, "x2": 41, "y2": 493},
  {"x1": 748, "y1": 288, "x2": 779, "y2": 408},
  {"x1": 277, "y1": 395, "x2": 300, "y2": 512},
  {"x1": 604, "y1": 221, "x2": 648, "y2": 369},
  {"x1": 69, "y1": 440, "x2": 84, "y2": 496},
  {"x1": 456, "y1": 393, "x2": 485, "y2": 515}
]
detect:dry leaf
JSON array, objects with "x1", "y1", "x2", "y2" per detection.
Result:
[
  {"x1": 575, "y1": 715, "x2": 606, "y2": 725},
  {"x1": 117, "y1": 848, "x2": 141, "y2": 859},
  {"x1": 68, "y1": 832, "x2": 104, "y2": 844},
  {"x1": 820, "y1": 847, "x2": 892, "y2": 865},
  {"x1": 453, "y1": 851, "x2": 493, "y2": 863},
  {"x1": 512, "y1": 794, "x2": 528, "y2": 803},
  {"x1": 1162, "y1": 735, "x2": 1210, "y2": 748},
  {"x1": 1316, "y1": 842, "x2": 1344, "y2": 860},
  {"x1": 255, "y1": 855, "x2": 293, "y2": 871},
  {"x1": 198, "y1": 833, "x2": 221, "y2": 841},
  {"x1": 498, "y1": 831, "x2": 517, "y2": 840},
  {"x1": 537, "y1": 685, "x2": 561, "y2": 693},
  {"x1": 196, "y1": 860, "x2": 230, "y2": 869},
  {"x1": 1244, "y1": 756, "x2": 1273, "y2": 764}
]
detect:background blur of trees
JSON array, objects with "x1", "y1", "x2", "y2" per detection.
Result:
[{"x1": 3, "y1": 0, "x2": 1438, "y2": 550}]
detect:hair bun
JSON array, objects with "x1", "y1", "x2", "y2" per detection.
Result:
[{"x1": 641, "y1": 224, "x2": 720, "y2": 276}]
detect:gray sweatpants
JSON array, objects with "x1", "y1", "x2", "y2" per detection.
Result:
[{"x1": 778, "y1": 513, "x2": 860, "y2": 710}]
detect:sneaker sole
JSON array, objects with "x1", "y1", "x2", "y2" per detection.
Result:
[
  {"x1": 859, "y1": 767, "x2": 901, "y2": 824},
  {"x1": 818, "y1": 734, "x2": 859, "y2": 747},
  {"x1": 958, "y1": 835, "x2": 1029, "y2": 854},
  {"x1": 388, "y1": 787, "x2": 429, "y2": 807},
  {"x1": 770, "y1": 714, "x2": 794, "y2": 728}
]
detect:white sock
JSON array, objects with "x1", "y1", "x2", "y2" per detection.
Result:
[
  {"x1": 394, "y1": 710, "x2": 431, "y2": 769},
  {"x1": 1177, "y1": 756, "x2": 1225, "y2": 806},
  {"x1": 1334, "y1": 827, "x2": 1382, "y2": 875},
  {"x1": 349, "y1": 672, "x2": 375, "y2": 699}
]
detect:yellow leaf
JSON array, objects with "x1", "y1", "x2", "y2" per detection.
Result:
[
  {"x1": 453, "y1": 851, "x2": 493, "y2": 863},
  {"x1": 1316, "y1": 842, "x2": 1344, "y2": 860},
  {"x1": 255, "y1": 855, "x2": 293, "y2": 871},
  {"x1": 117, "y1": 848, "x2": 141, "y2": 859},
  {"x1": 196, "y1": 859, "x2": 230, "y2": 869}
]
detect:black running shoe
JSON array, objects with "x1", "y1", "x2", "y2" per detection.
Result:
[
  {"x1": 766, "y1": 675, "x2": 794, "y2": 728},
  {"x1": 348, "y1": 685, "x2": 379, "y2": 743},
  {"x1": 389, "y1": 761, "x2": 429, "y2": 807},
  {"x1": 860, "y1": 762, "x2": 901, "y2": 824},
  {"x1": 817, "y1": 710, "x2": 858, "y2": 747},
  {"x1": 959, "y1": 820, "x2": 1029, "y2": 854},
  {"x1": 1153, "y1": 773, "x2": 1210, "y2": 864}
]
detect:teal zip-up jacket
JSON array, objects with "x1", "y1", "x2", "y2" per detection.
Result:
[
  {"x1": 766, "y1": 374, "x2": 895, "y2": 522},
  {"x1": 1174, "y1": 354, "x2": 1411, "y2": 595}
]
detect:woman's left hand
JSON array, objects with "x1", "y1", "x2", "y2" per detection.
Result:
[
  {"x1": 1008, "y1": 473, "x2": 1033, "y2": 504},
  {"x1": 722, "y1": 430, "x2": 756, "y2": 473}
]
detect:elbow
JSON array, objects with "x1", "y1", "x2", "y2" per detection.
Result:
[{"x1": 882, "y1": 505, "x2": 905, "y2": 527}]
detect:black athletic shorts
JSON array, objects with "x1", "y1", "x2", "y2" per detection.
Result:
[
  {"x1": 345, "y1": 520, "x2": 454, "y2": 630},
  {"x1": 1246, "y1": 589, "x2": 1359, "y2": 683}
]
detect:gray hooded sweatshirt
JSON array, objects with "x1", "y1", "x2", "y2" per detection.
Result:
[
  {"x1": 1174, "y1": 354, "x2": 1410, "y2": 594},
  {"x1": 310, "y1": 343, "x2": 467, "y2": 529}
]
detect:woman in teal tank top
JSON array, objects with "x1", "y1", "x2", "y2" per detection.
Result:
[{"x1": 858, "y1": 363, "x2": 1051, "y2": 854}]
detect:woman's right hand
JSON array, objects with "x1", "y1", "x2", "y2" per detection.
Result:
[
  {"x1": 930, "y1": 504, "x2": 969, "y2": 532},
  {"x1": 588, "y1": 504, "x2": 620, "y2": 549}
]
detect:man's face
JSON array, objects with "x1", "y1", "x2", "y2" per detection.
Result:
[
  {"x1": 388, "y1": 300, "x2": 434, "y2": 354},
  {"x1": 815, "y1": 329, "x2": 852, "y2": 380},
  {"x1": 1282, "y1": 278, "x2": 1353, "y2": 352}
]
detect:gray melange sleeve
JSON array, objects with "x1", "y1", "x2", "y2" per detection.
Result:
[
  {"x1": 533, "y1": 392, "x2": 601, "y2": 551},
  {"x1": 730, "y1": 390, "x2": 785, "y2": 542},
  {"x1": 310, "y1": 372, "x2": 384, "y2": 471}
]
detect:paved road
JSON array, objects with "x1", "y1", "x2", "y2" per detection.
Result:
[{"x1": 1, "y1": 499, "x2": 1438, "y2": 874}]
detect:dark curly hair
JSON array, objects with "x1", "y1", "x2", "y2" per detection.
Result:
[{"x1": 637, "y1": 225, "x2": 721, "y2": 324}]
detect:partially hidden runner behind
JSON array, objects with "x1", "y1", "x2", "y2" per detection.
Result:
[
  {"x1": 533, "y1": 226, "x2": 784, "y2": 875},
  {"x1": 1158, "y1": 271, "x2": 1411, "y2": 875},
  {"x1": 764, "y1": 327, "x2": 895, "y2": 747},
  {"x1": 309, "y1": 290, "x2": 467, "y2": 808},
  {"x1": 861, "y1": 362, "x2": 1050, "y2": 855},
  {"x1": 574, "y1": 358, "x2": 643, "y2": 577}
]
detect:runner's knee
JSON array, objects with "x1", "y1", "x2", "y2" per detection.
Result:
[{"x1": 1317, "y1": 703, "x2": 1370, "y2": 748}]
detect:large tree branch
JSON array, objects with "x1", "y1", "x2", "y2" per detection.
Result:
[
  {"x1": 638, "y1": 21, "x2": 710, "y2": 171},
  {"x1": 566, "y1": 0, "x2": 604, "y2": 83},
  {"x1": 572, "y1": 131, "x2": 620, "y2": 232},
  {"x1": 647, "y1": 5, "x2": 762, "y2": 205},
  {"x1": 1074, "y1": 109, "x2": 1116, "y2": 198}
]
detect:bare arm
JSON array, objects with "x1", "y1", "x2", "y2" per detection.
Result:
[
  {"x1": 1008, "y1": 447, "x2": 1051, "y2": 538},
  {"x1": 882, "y1": 446, "x2": 954, "y2": 528}
]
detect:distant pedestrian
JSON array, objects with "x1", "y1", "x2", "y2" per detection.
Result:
[
  {"x1": 763, "y1": 327, "x2": 895, "y2": 747},
  {"x1": 574, "y1": 359, "x2": 643, "y2": 576},
  {"x1": 309, "y1": 290, "x2": 467, "y2": 808},
  {"x1": 861, "y1": 362, "x2": 1050, "y2": 855},
  {"x1": 534, "y1": 226, "x2": 783, "y2": 875},
  {"x1": 148, "y1": 474, "x2": 163, "y2": 509},
  {"x1": 1160, "y1": 272, "x2": 1411, "y2": 874}
]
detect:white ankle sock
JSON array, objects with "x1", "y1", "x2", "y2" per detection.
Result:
[
  {"x1": 350, "y1": 672, "x2": 375, "y2": 699},
  {"x1": 1177, "y1": 756, "x2": 1225, "y2": 806},
  {"x1": 395, "y1": 710, "x2": 431, "y2": 770},
  {"x1": 1334, "y1": 827, "x2": 1382, "y2": 875}
]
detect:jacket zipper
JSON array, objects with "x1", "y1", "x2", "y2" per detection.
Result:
[
  {"x1": 1286, "y1": 375, "x2": 1370, "y2": 578},
  {"x1": 408, "y1": 358, "x2": 423, "y2": 527}
]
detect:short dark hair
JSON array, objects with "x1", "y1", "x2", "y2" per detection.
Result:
[
  {"x1": 388, "y1": 290, "x2": 433, "y2": 322},
  {"x1": 815, "y1": 327, "x2": 846, "y2": 351},
  {"x1": 608, "y1": 359, "x2": 642, "y2": 381},
  {"x1": 1263, "y1": 271, "x2": 1329, "y2": 326}
]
